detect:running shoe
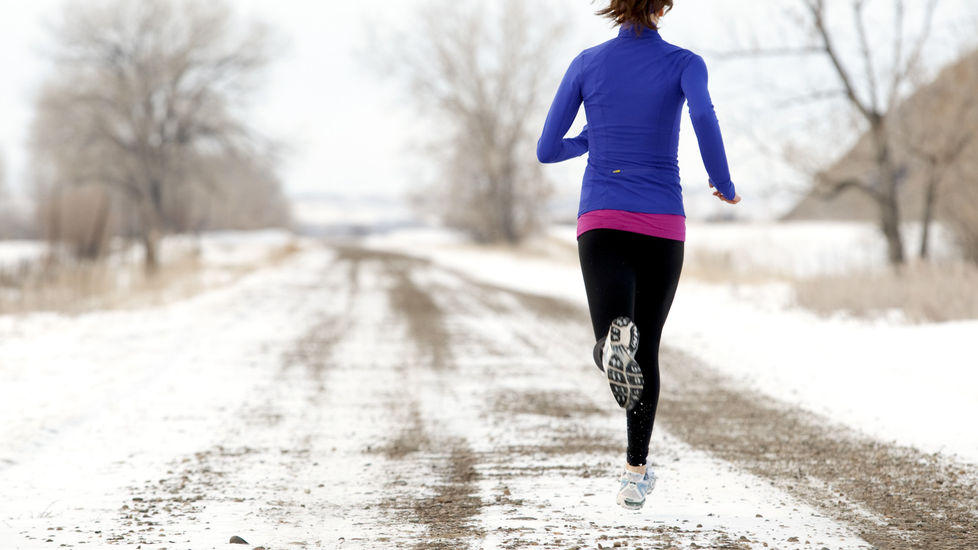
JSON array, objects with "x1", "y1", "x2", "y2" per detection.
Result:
[
  {"x1": 601, "y1": 316, "x2": 643, "y2": 410},
  {"x1": 616, "y1": 468, "x2": 656, "y2": 510}
]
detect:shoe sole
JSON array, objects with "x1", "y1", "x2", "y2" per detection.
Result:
[
  {"x1": 617, "y1": 496, "x2": 645, "y2": 510},
  {"x1": 602, "y1": 317, "x2": 643, "y2": 411},
  {"x1": 616, "y1": 473, "x2": 656, "y2": 510}
]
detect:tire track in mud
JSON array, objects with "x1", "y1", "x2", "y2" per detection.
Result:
[
  {"x1": 362, "y1": 246, "x2": 757, "y2": 549},
  {"x1": 335, "y1": 246, "x2": 450, "y2": 370},
  {"x1": 109, "y1": 246, "x2": 467, "y2": 548},
  {"x1": 343, "y1": 246, "x2": 485, "y2": 549},
  {"x1": 452, "y1": 264, "x2": 978, "y2": 550}
]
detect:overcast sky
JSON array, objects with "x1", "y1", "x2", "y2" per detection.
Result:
[{"x1": 1, "y1": 1, "x2": 974, "y2": 220}]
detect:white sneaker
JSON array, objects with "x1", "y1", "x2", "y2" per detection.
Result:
[
  {"x1": 602, "y1": 316, "x2": 643, "y2": 410},
  {"x1": 616, "y1": 468, "x2": 656, "y2": 510}
]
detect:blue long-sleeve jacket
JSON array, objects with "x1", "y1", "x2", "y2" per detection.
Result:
[{"x1": 537, "y1": 24, "x2": 736, "y2": 216}]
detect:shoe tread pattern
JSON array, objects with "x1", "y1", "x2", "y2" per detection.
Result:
[{"x1": 603, "y1": 316, "x2": 643, "y2": 411}]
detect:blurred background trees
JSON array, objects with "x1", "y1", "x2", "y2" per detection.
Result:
[
  {"x1": 374, "y1": 0, "x2": 568, "y2": 244},
  {"x1": 30, "y1": 0, "x2": 290, "y2": 270},
  {"x1": 743, "y1": 0, "x2": 978, "y2": 268},
  {"x1": 0, "y1": 149, "x2": 34, "y2": 239},
  {"x1": 766, "y1": 0, "x2": 939, "y2": 266}
]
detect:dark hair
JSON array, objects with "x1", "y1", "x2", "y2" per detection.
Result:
[{"x1": 595, "y1": 0, "x2": 674, "y2": 35}]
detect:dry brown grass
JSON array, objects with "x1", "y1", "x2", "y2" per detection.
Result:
[
  {"x1": 681, "y1": 249, "x2": 789, "y2": 284},
  {"x1": 793, "y1": 261, "x2": 978, "y2": 323},
  {"x1": 680, "y1": 248, "x2": 978, "y2": 323},
  {"x1": 0, "y1": 239, "x2": 302, "y2": 315}
]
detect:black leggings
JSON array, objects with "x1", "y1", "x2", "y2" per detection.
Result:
[{"x1": 577, "y1": 228, "x2": 684, "y2": 466}]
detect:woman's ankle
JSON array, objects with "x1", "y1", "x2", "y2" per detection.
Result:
[{"x1": 625, "y1": 462, "x2": 646, "y2": 474}]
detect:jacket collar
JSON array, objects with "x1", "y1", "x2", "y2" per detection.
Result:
[{"x1": 617, "y1": 23, "x2": 662, "y2": 40}]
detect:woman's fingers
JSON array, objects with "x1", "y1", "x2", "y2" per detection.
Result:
[{"x1": 712, "y1": 190, "x2": 742, "y2": 204}]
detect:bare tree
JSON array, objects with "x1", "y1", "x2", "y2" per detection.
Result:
[
  {"x1": 31, "y1": 0, "x2": 275, "y2": 270},
  {"x1": 804, "y1": 0, "x2": 942, "y2": 266},
  {"x1": 373, "y1": 0, "x2": 568, "y2": 243},
  {"x1": 895, "y1": 52, "x2": 978, "y2": 259},
  {"x1": 729, "y1": 1, "x2": 945, "y2": 266}
]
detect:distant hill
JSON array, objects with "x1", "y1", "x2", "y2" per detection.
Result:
[{"x1": 784, "y1": 50, "x2": 978, "y2": 222}]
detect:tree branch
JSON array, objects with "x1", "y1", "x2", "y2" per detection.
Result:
[
  {"x1": 853, "y1": 0, "x2": 881, "y2": 114},
  {"x1": 806, "y1": 0, "x2": 876, "y2": 122},
  {"x1": 815, "y1": 175, "x2": 882, "y2": 202},
  {"x1": 890, "y1": 0, "x2": 939, "y2": 110}
]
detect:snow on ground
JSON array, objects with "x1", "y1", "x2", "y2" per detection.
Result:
[
  {"x1": 0, "y1": 240, "x2": 45, "y2": 269},
  {"x1": 1, "y1": 224, "x2": 973, "y2": 548},
  {"x1": 0, "y1": 238, "x2": 339, "y2": 547},
  {"x1": 365, "y1": 223, "x2": 978, "y2": 464},
  {"x1": 409, "y1": 257, "x2": 866, "y2": 549},
  {"x1": 0, "y1": 231, "x2": 873, "y2": 549}
]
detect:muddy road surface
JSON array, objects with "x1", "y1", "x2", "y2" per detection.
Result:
[{"x1": 2, "y1": 242, "x2": 975, "y2": 549}]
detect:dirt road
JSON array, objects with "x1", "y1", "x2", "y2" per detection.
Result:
[{"x1": 2, "y1": 242, "x2": 976, "y2": 549}]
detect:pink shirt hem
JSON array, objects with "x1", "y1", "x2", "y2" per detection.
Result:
[{"x1": 577, "y1": 209, "x2": 686, "y2": 242}]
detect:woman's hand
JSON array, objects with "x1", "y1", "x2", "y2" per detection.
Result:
[{"x1": 709, "y1": 181, "x2": 741, "y2": 205}]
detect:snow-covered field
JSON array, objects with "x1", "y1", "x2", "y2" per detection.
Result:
[{"x1": 0, "y1": 222, "x2": 975, "y2": 549}]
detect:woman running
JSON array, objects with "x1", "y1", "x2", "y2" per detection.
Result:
[{"x1": 536, "y1": 0, "x2": 742, "y2": 510}]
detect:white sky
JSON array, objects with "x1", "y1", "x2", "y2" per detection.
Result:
[{"x1": 1, "y1": 0, "x2": 974, "y2": 219}]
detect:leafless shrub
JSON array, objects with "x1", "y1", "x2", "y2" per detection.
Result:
[
  {"x1": 160, "y1": 155, "x2": 292, "y2": 233},
  {"x1": 0, "y1": 152, "x2": 36, "y2": 239},
  {"x1": 33, "y1": 182, "x2": 120, "y2": 260}
]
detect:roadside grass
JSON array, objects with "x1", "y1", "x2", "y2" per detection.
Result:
[
  {"x1": 680, "y1": 249, "x2": 789, "y2": 284},
  {"x1": 792, "y1": 261, "x2": 978, "y2": 323},
  {"x1": 683, "y1": 249, "x2": 978, "y2": 323},
  {"x1": 0, "y1": 238, "x2": 302, "y2": 315}
]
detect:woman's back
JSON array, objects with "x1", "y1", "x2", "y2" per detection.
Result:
[
  {"x1": 578, "y1": 26, "x2": 690, "y2": 172},
  {"x1": 537, "y1": 23, "x2": 736, "y2": 217}
]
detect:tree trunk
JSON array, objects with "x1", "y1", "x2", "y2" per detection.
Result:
[
  {"x1": 86, "y1": 191, "x2": 112, "y2": 259},
  {"x1": 142, "y1": 227, "x2": 160, "y2": 273},
  {"x1": 918, "y1": 161, "x2": 940, "y2": 260},
  {"x1": 872, "y1": 123, "x2": 906, "y2": 267},
  {"x1": 880, "y1": 191, "x2": 906, "y2": 266},
  {"x1": 498, "y1": 178, "x2": 517, "y2": 244},
  {"x1": 140, "y1": 199, "x2": 162, "y2": 274}
]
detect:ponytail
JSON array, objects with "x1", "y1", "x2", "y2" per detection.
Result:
[{"x1": 595, "y1": 0, "x2": 674, "y2": 35}]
